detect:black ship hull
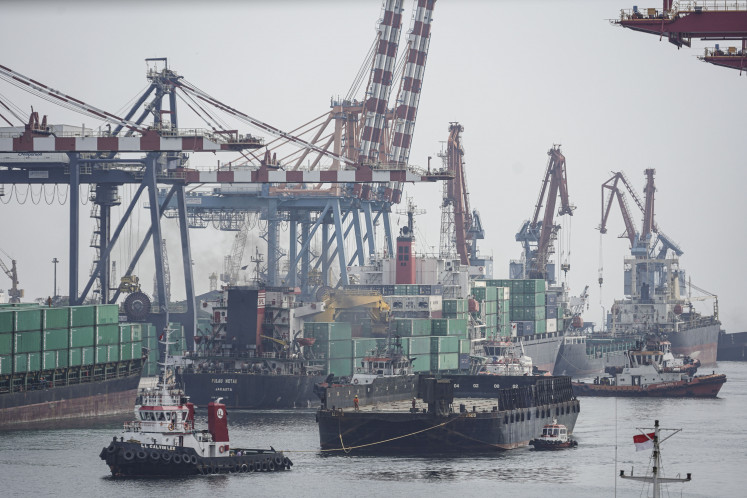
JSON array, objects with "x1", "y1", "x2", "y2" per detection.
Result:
[
  {"x1": 317, "y1": 375, "x2": 579, "y2": 453},
  {"x1": 717, "y1": 331, "x2": 747, "y2": 361},
  {"x1": 317, "y1": 399, "x2": 579, "y2": 453},
  {"x1": 0, "y1": 358, "x2": 143, "y2": 430},
  {"x1": 181, "y1": 372, "x2": 327, "y2": 409},
  {"x1": 100, "y1": 439, "x2": 291, "y2": 477},
  {"x1": 665, "y1": 322, "x2": 719, "y2": 366}
]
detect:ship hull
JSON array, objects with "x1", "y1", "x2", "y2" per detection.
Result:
[
  {"x1": 508, "y1": 333, "x2": 562, "y2": 372},
  {"x1": 572, "y1": 373, "x2": 726, "y2": 398},
  {"x1": 100, "y1": 440, "x2": 291, "y2": 477},
  {"x1": 181, "y1": 372, "x2": 327, "y2": 409},
  {"x1": 317, "y1": 398, "x2": 579, "y2": 453},
  {"x1": 717, "y1": 331, "x2": 747, "y2": 361},
  {"x1": 0, "y1": 359, "x2": 143, "y2": 430},
  {"x1": 553, "y1": 342, "x2": 630, "y2": 376},
  {"x1": 665, "y1": 322, "x2": 719, "y2": 366}
]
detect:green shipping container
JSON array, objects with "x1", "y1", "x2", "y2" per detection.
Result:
[
  {"x1": 120, "y1": 342, "x2": 133, "y2": 360},
  {"x1": 42, "y1": 308, "x2": 69, "y2": 329},
  {"x1": 0, "y1": 310, "x2": 13, "y2": 334},
  {"x1": 409, "y1": 337, "x2": 431, "y2": 355},
  {"x1": 0, "y1": 355, "x2": 10, "y2": 375},
  {"x1": 56, "y1": 349, "x2": 69, "y2": 368},
  {"x1": 81, "y1": 346, "x2": 95, "y2": 365},
  {"x1": 70, "y1": 305, "x2": 96, "y2": 327},
  {"x1": 14, "y1": 353, "x2": 28, "y2": 373},
  {"x1": 430, "y1": 336, "x2": 459, "y2": 354},
  {"x1": 0, "y1": 333, "x2": 11, "y2": 356},
  {"x1": 119, "y1": 324, "x2": 132, "y2": 343},
  {"x1": 411, "y1": 353, "x2": 431, "y2": 373},
  {"x1": 95, "y1": 345, "x2": 108, "y2": 363},
  {"x1": 130, "y1": 323, "x2": 142, "y2": 342},
  {"x1": 395, "y1": 318, "x2": 432, "y2": 337},
  {"x1": 15, "y1": 309, "x2": 42, "y2": 332},
  {"x1": 96, "y1": 304, "x2": 119, "y2": 324},
  {"x1": 459, "y1": 339, "x2": 471, "y2": 355},
  {"x1": 327, "y1": 358, "x2": 353, "y2": 377},
  {"x1": 430, "y1": 352, "x2": 459, "y2": 371},
  {"x1": 523, "y1": 279, "x2": 546, "y2": 294},
  {"x1": 15, "y1": 330, "x2": 41, "y2": 353},
  {"x1": 28, "y1": 352, "x2": 40, "y2": 371},
  {"x1": 535, "y1": 320, "x2": 547, "y2": 334},
  {"x1": 305, "y1": 322, "x2": 352, "y2": 342},
  {"x1": 108, "y1": 344, "x2": 120, "y2": 362},
  {"x1": 42, "y1": 350, "x2": 57, "y2": 369},
  {"x1": 68, "y1": 348, "x2": 82, "y2": 366},
  {"x1": 326, "y1": 340, "x2": 352, "y2": 359},
  {"x1": 70, "y1": 326, "x2": 95, "y2": 347},
  {"x1": 431, "y1": 318, "x2": 468, "y2": 337},
  {"x1": 521, "y1": 292, "x2": 546, "y2": 307},
  {"x1": 43, "y1": 328, "x2": 69, "y2": 350},
  {"x1": 352, "y1": 338, "x2": 379, "y2": 357}
]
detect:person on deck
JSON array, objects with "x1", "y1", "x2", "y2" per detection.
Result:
[{"x1": 353, "y1": 395, "x2": 359, "y2": 411}]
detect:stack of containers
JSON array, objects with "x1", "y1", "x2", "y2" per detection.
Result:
[
  {"x1": 508, "y1": 279, "x2": 546, "y2": 336},
  {"x1": 442, "y1": 299, "x2": 468, "y2": 319},
  {"x1": 473, "y1": 282, "x2": 511, "y2": 338},
  {"x1": 0, "y1": 303, "x2": 145, "y2": 377},
  {"x1": 545, "y1": 292, "x2": 559, "y2": 333},
  {"x1": 304, "y1": 322, "x2": 353, "y2": 377}
]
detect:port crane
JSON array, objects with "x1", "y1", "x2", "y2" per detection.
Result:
[
  {"x1": 0, "y1": 249, "x2": 22, "y2": 303},
  {"x1": 514, "y1": 146, "x2": 574, "y2": 281}
]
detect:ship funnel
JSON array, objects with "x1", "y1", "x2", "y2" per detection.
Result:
[{"x1": 207, "y1": 400, "x2": 230, "y2": 443}]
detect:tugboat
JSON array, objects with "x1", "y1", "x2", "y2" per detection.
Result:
[
  {"x1": 529, "y1": 419, "x2": 578, "y2": 450},
  {"x1": 475, "y1": 341, "x2": 535, "y2": 376},
  {"x1": 572, "y1": 337, "x2": 726, "y2": 398},
  {"x1": 99, "y1": 328, "x2": 292, "y2": 477}
]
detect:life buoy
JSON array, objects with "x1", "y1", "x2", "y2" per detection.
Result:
[
  {"x1": 168, "y1": 423, "x2": 174, "y2": 431},
  {"x1": 183, "y1": 422, "x2": 189, "y2": 431},
  {"x1": 274, "y1": 455, "x2": 283, "y2": 466},
  {"x1": 219, "y1": 445, "x2": 225, "y2": 453},
  {"x1": 353, "y1": 378, "x2": 359, "y2": 385}
]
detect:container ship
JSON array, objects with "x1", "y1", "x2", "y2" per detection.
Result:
[
  {"x1": 179, "y1": 217, "x2": 566, "y2": 409},
  {"x1": 0, "y1": 303, "x2": 150, "y2": 429}
]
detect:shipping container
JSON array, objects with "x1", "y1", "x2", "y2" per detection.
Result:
[
  {"x1": 70, "y1": 326, "x2": 95, "y2": 348},
  {"x1": 43, "y1": 328, "x2": 68, "y2": 350},
  {"x1": 81, "y1": 346, "x2": 95, "y2": 365},
  {"x1": 545, "y1": 293, "x2": 558, "y2": 306},
  {"x1": 119, "y1": 324, "x2": 132, "y2": 343},
  {"x1": 305, "y1": 322, "x2": 352, "y2": 342},
  {"x1": 430, "y1": 336, "x2": 459, "y2": 354},
  {"x1": 120, "y1": 342, "x2": 133, "y2": 360},
  {"x1": 352, "y1": 338, "x2": 380, "y2": 358},
  {"x1": 535, "y1": 320, "x2": 547, "y2": 334},
  {"x1": 395, "y1": 318, "x2": 432, "y2": 337},
  {"x1": 430, "y1": 352, "x2": 459, "y2": 371},
  {"x1": 0, "y1": 310, "x2": 13, "y2": 334},
  {"x1": 459, "y1": 339, "x2": 471, "y2": 355},
  {"x1": 68, "y1": 347, "x2": 82, "y2": 367},
  {"x1": 327, "y1": 358, "x2": 353, "y2": 377},
  {"x1": 0, "y1": 333, "x2": 11, "y2": 356},
  {"x1": 56, "y1": 349, "x2": 69, "y2": 368},
  {"x1": 15, "y1": 308, "x2": 42, "y2": 332},
  {"x1": 0, "y1": 355, "x2": 11, "y2": 375},
  {"x1": 411, "y1": 353, "x2": 432, "y2": 373},
  {"x1": 27, "y1": 352, "x2": 40, "y2": 371},
  {"x1": 521, "y1": 292, "x2": 546, "y2": 307},
  {"x1": 546, "y1": 318, "x2": 557, "y2": 333},
  {"x1": 431, "y1": 318, "x2": 468, "y2": 337},
  {"x1": 107, "y1": 344, "x2": 120, "y2": 362},
  {"x1": 546, "y1": 306, "x2": 558, "y2": 320},
  {"x1": 70, "y1": 305, "x2": 96, "y2": 327},
  {"x1": 14, "y1": 330, "x2": 41, "y2": 353},
  {"x1": 409, "y1": 336, "x2": 431, "y2": 355},
  {"x1": 95, "y1": 345, "x2": 109, "y2": 363},
  {"x1": 130, "y1": 323, "x2": 142, "y2": 342},
  {"x1": 96, "y1": 304, "x2": 119, "y2": 324},
  {"x1": 327, "y1": 340, "x2": 353, "y2": 359},
  {"x1": 14, "y1": 353, "x2": 28, "y2": 373},
  {"x1": 442, "y1": 299, "x2": 468, "y2": 314},
  {"x1": 42, "y1": 307, "x2": 69, "y2": 329},
  {"x1": 42, "y1": 350, "x2": 57, "y2": 370}
]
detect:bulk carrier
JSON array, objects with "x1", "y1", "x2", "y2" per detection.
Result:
[{"x1": 0, "y1": 303, "x2": 148, "y2": 429}]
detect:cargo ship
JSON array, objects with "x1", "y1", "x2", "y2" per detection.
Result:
[
  {"x1": 717, "y1": 330, "x2": 747, "y2": 361},
  {"x1": 315, "y1": 376, "x2": 579, "y2": 453},
  {"x1": 179, "y1": 219, "x2": 566, "y2": 409},
  {"x1": 0, "y1": 303, "x2": 148, "y2": 429}
]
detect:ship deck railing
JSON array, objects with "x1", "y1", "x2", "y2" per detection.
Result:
[{"x1": 0, "y1": 357, "x2": 143, "y2": 395}]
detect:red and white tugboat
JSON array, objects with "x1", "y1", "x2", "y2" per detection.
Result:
[
  {"x1": 99, "y1": 328, "x2": 291, "y2": 477},
  {"x1": 529, "y1": 419, "x2": 578, "y2": 450}
]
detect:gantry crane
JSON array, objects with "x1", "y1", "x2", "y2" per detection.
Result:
[
  {"x1": 0, "y1": 249, "x2": 22, "y2": 303},
  {"x1": 514, "y1": 146, "x2": 574, "y2": 281}
]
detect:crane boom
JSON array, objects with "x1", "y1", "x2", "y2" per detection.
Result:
[{"x1": 0, "y1": 251, "x2": 22, "y2": 303}]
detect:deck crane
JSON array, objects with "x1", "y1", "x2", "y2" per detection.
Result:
[
  {"x1": 599, "y1": 168, "x2": 683, "y2": 259},
  {"x1": 514, "y1": 146, "x2": 574, "y2": 282},
  {"x1": 221, "y1": 215, "x2": 251, "y2": 286},
  {"x1": 438, "y1": 122, "x2": 486, "y2": 270},
  {"x1": 0, "y1": 250, "x2": 22, "y2": 303}
]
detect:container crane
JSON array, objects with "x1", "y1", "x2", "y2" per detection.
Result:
[
  {"x1": 0, "y1": 250, "x2": 22, "y2": 303},
  {"x1": 514, "y1": 145, "x2": 574, "y2": 281}
]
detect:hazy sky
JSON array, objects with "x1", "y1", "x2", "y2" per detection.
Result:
[{"x1": 1, "y1": 1, "x2": 745, "y2": 332}]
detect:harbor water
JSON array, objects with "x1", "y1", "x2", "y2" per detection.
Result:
[{"x1": 2, "y1": 362, "x2": 746, "y2": 497}]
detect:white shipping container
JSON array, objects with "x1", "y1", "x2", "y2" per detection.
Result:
[{"x1": 546, "y1": 318, "x2": 557, "y2": 333}]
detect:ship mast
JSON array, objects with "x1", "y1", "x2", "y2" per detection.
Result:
[{"x1": 619, "y1": 419, "x2": 691, "y2": 498}]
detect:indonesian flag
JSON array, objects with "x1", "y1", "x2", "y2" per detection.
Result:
[{"x1": 633, "y1": 432, "x2": 655, "y2": 452}]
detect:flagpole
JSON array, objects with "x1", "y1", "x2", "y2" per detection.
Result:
[{"x1": 614, "y1": 397, "x2": 617, "y2": 497}]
